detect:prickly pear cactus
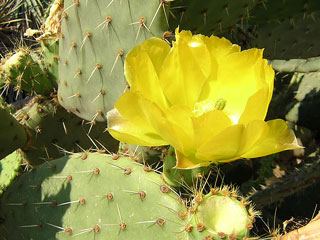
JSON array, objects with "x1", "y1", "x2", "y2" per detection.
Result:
[
  {"x1": 251, "y1": 13, "x2": 320, "y2": 59},
  {"x1": 0, "y1": 153, "x2": 188, "y2": 239},
  {"x1": 0, "y1": 48, "x2": 56, "y2": 96},
  {"x1": 58, "y1": 0, "x2": 168, "y2": 122},
  {"x1": 0, "y1": 152, "x2": 256, "y2": 239},
  {"x1": 187, "y1": 187, "x2": 256, "y2": 239},
  {"x1": 169, "y1": 0, "x2": 257, "y2": 35},
  {"x1": 0, "y1": 151, "x2": 22, "y2": 195},
  {"x1": 17, "y1": 96, "x2": 118, "y2": 166},
  {"x1": 0, "y1": 102, "x2": 27, "y2": 159}
]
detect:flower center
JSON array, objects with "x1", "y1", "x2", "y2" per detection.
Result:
[{"x1": 193, "y1": 98, "x2": 227, "y2": 117}]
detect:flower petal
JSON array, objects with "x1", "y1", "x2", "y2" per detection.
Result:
[
  {"x1": 241, "y1": 119, "x2": 302, "y2": 159},
  {"x1": 151, "y1": 105, "x2": 195, "y2": 155},
  {"x1": 203, "y1": 35, "x2": 241, "y2": 64},
  {"x1": 175, "y1": 150, "x2": 211, "y2": 169},
  {"x1": 124, "y1": 38, "x2": 169, "y2": 109},
  {"x1": 196, "y1": 124, "x2": 245, "y2": 163},
  {"x1": 192, "y1": 110, "x2": 232, "y2": 149},
  {"x1": 160, "y1": 29, "x2": 211, "y2": 107},
  {"x1": 238, "y1": 89, "x2": 269, "y2": 124},
  {"x1": 107, "y1": 91, "x2": 167, "y2": 146},
  {"x1": 107, "y1": 109, "x2": 166, "y2": 146},
  {"x1": 200, "y1": 49, "x2": 273, "y2": 124}
]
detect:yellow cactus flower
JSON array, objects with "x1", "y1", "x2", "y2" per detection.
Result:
[{"x1": 107, "y1": 28, "x2": 301, "y2": 169}]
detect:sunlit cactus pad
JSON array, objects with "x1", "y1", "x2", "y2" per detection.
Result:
[
  {"x1": 0, "y1": 153, "x2": 188, "y2": 239},
  {"x1": 0, "y1": 151, "x2": 22, "y2": 195},
  {"x1": 58, "y1": 0, "x2": 167, "y2": 122}
]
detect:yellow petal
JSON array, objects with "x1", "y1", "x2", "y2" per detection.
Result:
[
  {"x1": 196, "y1": 124, "x2": 244, "y2": 163},
  {"x1": 160, "y1": 30, "x2": 211, "y2": 107},
  {"x1": 241, "y1": 119, "x2": 302, "y2": 159},
  {"x1": 238, "y1": 89, "x2": 269, "y2": 124},
  {"x1": 108, "y1": 91, "x2": 167, "y2": 146},
  {"x1": 200, "y1": 48, "x2": 273, "y2": 124},
  {"x1": 238, "y1": 120, "x2": 270, "y2": 155},
  {"x1": 203, "y1": 35, "x2": 241, "y2": 64},
  {"x1": 107, "y1": 109, "x2": 167, "y2": 146},
  {"x1": 124, "y1": 38, "x2": 169, "y2": 109},
  {"x1": 151, "y1": 105, "x2": 195, "y2": 155},
  {"x1": 192, "y1": 110, "x2": 232, "y2": 149},
  {"x1": 175, "y1": 150, "x2": 211, "y2": 169}
]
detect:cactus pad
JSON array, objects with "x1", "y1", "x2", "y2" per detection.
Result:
[
  {"x1": 0, "y1": 151, "x2": 22, "y2": 195},
  {"x1": 18, "y1": 96, "x2": 118, "y2": 166},
  {"x1": 58, "y1": 0, "x2": 168, "y2": 122}
]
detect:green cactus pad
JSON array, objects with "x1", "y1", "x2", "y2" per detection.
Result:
[
  {"x1": 270, "y1": 57, "x2": 320, "y2": 73},
  {"x1": 118, "y1": 142, "x2": 164, "y2": 164},
  {"x1": 251, "y1": 13, "x2": 320, "y2": 59},
  {"x1": 0, "y1": 151, "x2": 22, "y2": 195},
  {"x1": 169, "y1": 0, "x2": 257, "y2": 35},
  {"x1": 163, "y1": 147, "x2": 210, "y2": 188},
  {"x1": 40, "y1": 39, "x2": 60, "y2": 83},
  {"x1": 0, "y1": 48, "x2": 56, "y2": 96},
  {"x1": 18, "y1": 96, "x2": 118, "y2": 166},
  {"x1": 58, "y1": 0, "x2": 168, "y2": 122},
  {"x1": 0, "y1": 104, "x2": 27, "y2": 160},
  {"x1": 285, "y1": 72, "x2": 320, "y2": 130},
  {"x1": 0, "y1": 153, "x2": 188, "y2": 239},
  {"x1": 249, "y1": 0, "x2": 320, "y2": 24}
]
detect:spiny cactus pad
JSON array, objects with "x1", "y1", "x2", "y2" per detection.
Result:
[
  {"x1": 252, "y1": 13, "x2": 320, "y2": 59},
  {"x1": 41, "y1": 39, "x2": 60, "y2": 82},
  {"x1": 169, "y1": 0, "x2": 257, "y2": 35},
  {"x1": 0, "y1": 103, "x2": 27, "y2": 159},
  {"x1": 285, "y1": 72, "x2": 320, "y2": 130},
  {"x1": 0, "y1": 48, "x2": 56, "y2": 96},
  {"x1": 0, "y1": 151, "x2": 22, "y2": 195},
  {"x1": 18, "y1": 97, "x2": 118, "y2": 166},
  {"x1": 249, "y1": 0, "x2": 320, "y2": 24},
  {"x1": 58, "y1": 0, "x2": 168, "y2": 122},
  {"x1": 0, "y1": 153, "x2": 189, "y2": 239},
  {"x1": 270, "y1": 57, "x2": 320, "y2": 73}
]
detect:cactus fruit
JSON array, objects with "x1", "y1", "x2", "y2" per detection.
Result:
[
  {"x1": 169, "y1": 0, "x2": 257, "y2": 35},
  {"x1": 17, "y1": 96, "x2": 118, "y2": 166},
  {"x1": 163, "y1": 147, "x2": 210, "y2": 187},
  {"x1": 0, "y1": 102, "x2": 27, "y2": 159},
  {"x1": 0, "y1": 48, "x2": 57, "y2": 96},
  {"x1": 58, "y1": 0, "x2": 168, "y2": 122},
  {"x1": 0, "y1": 151, "x2": 22, "y2": 195},
  {"x1": 186, "y1": 186, "x2": 256, "y2": 239}
]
